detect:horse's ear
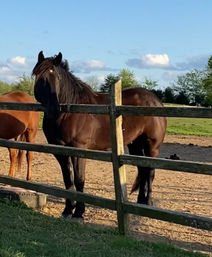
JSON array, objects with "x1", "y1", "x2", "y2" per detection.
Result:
[
  {"x1": 38, "y1": 51, "x2": 44, "y2": 63},
  {"x1": 54, "y1": 52, "x2": 62, "y2": 66}
]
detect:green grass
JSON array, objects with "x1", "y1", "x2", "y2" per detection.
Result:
[
  {"x1": 0, "y1": 199, "x2": 208, "y2": 257},
  {"x1": 164, "y1": 104, "x2": 212, "y2": 136},
  {"x1": 167, "y1": 117, "x2": 212, "y2": 136}
]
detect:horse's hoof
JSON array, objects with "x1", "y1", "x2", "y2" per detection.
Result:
[
  {"x1": 149, "y1": 199, "x2": 154, "y2": 206},
  {"x1": 62, "y1": 210, "x2": 72, "y2": 218},
  {"x1": 62, "y1": 213, "x2": 72, "y2": 219},
  {"x1": 137, "y1": 198, "x2": 154, "y2": 206},
  {"x1": 71, "y1": 217, "x2": 84, "y2": 224}
]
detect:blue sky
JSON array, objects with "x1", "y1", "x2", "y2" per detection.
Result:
[{"x1": 0, "y1": 0, "x2": 212, "y2": 88}]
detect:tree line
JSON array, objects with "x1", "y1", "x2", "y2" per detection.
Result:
[
  {"x1": 87, "y1": 57, "x2": 212, "y2": 106},
  {"x1": 1, "y1": 56, "x2": 212, "y2": 106},
  {"x1": 0, "y1": 75, "x2": 34, "y2": 96}
]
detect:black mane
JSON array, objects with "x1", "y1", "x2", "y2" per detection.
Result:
[
  {"x1": 33, "y1": 56, "x2": 97, "y2": 104},
  {"x1": 32, "y1": 56, "x2": 69, "y2": 76}
]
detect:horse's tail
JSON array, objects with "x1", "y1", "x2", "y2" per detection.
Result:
[
  {"x1": 17, "y1": 134, "x2": 26, "y2": 172},
  {"x1": 130, "y1": 173, "x2": 140, "y2": 194}
]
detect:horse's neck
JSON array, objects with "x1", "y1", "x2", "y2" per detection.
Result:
[{"x1": 60, "y1": 80, "x2": 98, "y2": 104}]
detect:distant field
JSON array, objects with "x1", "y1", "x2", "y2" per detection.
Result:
[
  {"x1": 166, "y1": 117, "x2": 212, "y2": 136},
  {"x1": 164, "y1": 104, "x2": 212, "y2": 136}
]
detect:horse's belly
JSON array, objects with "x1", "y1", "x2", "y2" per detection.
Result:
[{"x1": 0, "y1": 112, "x2": 26, "y2": 139}]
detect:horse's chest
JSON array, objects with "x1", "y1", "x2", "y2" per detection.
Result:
[{"x1": 60, "y1": 114, "x2": 111, "y2": 149}]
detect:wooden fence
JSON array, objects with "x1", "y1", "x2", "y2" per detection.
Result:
[{"x1": 0, "y1": 81, "x2": 211, "y2": 234}]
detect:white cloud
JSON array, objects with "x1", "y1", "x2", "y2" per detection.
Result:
[
  {"x1": 0, "y1": 56, "x2": 31, "y2": 83},
  {"x1": 127, "y1": 53, "x2": 209, "y2": 72},
  {"x1": 141, "y1": 54, "x2": 170, "y2": 67},
  {"x1": 97, "y1": 75, "x2": 105, "y2": 83},
  {"x1": 0, "y1": 65, "x2": 10, "y2": 74},
  {"x1": 175, "y1": 55, "x2": 209, "y2": 71},
  {"x1": 162, "y1": 71, "x2": 180, "y2": 82},
  {"x1": 8, "y1": 56, "x2": 26, "y2": 66},
  {"x1": 72, "y1": 59, "x2": 105, "y2": 73},
  {"x1": 71, "y1": 59, "x2": 118, "y2": 73},
  {"x1": 126, "y1": 54, "x2": 171, "y2": 69},
  {"x1": 86, "y1": 60, "x2": 105, "y2": 69}
]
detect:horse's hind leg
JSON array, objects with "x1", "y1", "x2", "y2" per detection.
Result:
[
  {"x1": 25, "y1": 151, "x2": 33, "y2": 180},
  {"x1": 8, "y1": 148, "x2": 18, "y2": 177},
  {"x1": 128, "y1": 135, "x2": 159, "y2": 205},
  {"x1": 25, "y1": 130, "x2": 36, "y2": 180},
  {"x1": 128, "y1": 136, "x2": 148, "y2": 204},
  {"x1": 142, "y1": 138, "x2": 160, "y2": 205},
  {"x1": 55, "y1": 154, "x2": 76, "y2": 217},
  {"x1": 72, "y1": 157, "x2": 86, "y2": 218}
]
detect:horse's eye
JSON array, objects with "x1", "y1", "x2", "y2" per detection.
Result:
[{"x1": 49, "y1": 69, "x2": 54, "y2": 73}]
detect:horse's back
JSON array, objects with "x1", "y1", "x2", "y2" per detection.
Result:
[
  {"x1": 122, "y1": 87, "x2": 163, "y2": 107},
  {"x1": 89, "y1": 87, "x2": 166, "y2": 149},
  {"x1": 0, "y1": 91, "x2": 36, "y2": 103},
  {"x1": 0, "y1": 91, "x2": 40, "y2": 139},
  {"x1": 119, "y1": 88, "x2": 167, "y2": 148}
]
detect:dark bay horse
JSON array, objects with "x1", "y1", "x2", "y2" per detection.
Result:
[
  {"x1": 0, "y1": 91, "x2": 40, "y2": 180},
  {"x1": 33, "y1": 51, "x2": 167, "y2": 218}
]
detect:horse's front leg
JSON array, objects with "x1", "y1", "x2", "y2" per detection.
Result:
[
  {"x1": 54, "y1": 154, "x2": 76, "y2": 217},
  {"x1": 72, "y1": 157, "x2": 86, "y2": 218}
]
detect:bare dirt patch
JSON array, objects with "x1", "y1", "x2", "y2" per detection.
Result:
[{"x1": 0, "y1": 130, "x2": 211, "y2": 255}]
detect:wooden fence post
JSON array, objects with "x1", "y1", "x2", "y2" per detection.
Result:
[{"x1": 110, "y1": 80, "x2": 129, "y2": 234}]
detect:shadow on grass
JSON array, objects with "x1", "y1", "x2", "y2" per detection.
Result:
[{"x1": 0, "y1": 198, "x2": 209, "y2": 257}]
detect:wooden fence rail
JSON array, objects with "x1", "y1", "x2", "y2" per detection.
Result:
[
  {"x1": 0, "y1": 139, "x2": 211, "y2": 175},
  {"x1": 0, "y1": 102, "x2": 212, "y2": 118},
  {"x1": 0, "y1": 82, "x2": 212, "y2": 234},
  {"x1": 0, "y1": 175, "x2": 211, "y2": 231}
]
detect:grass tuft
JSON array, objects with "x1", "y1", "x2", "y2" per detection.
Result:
[{"x1": 0, "y1": 199, "x2": 208, "y2": 257}]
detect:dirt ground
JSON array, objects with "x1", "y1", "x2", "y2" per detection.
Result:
[{"x1": 0, "y1": 130, "x2": 211, "y2": 255}]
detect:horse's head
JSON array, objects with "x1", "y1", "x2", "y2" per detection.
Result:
[{"x1": 32, "y1": 51, "x2": 63, "y2": 117}]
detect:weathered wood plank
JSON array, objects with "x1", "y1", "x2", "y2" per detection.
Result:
[
  {"x1": 0, "y1": 139, "x2": 112, "y2": 162},
  {"x1": 0, "y1": 175, "x2": 211, "y2": 231},
  {"x1": 60, "y1": 104, "x2": 109, "y2": 114},
  {"x1": 116, "y1": 106, "x2": 212, "y2": 118},
  {"x1": 0, "y1": 102, "x2": 46, "y2": 112},
  {"x1": 120, "y1": 154, "x2": 212, "y2": 175},
  {"x1": 0, "y1": 175, "x2": 116, "y2": 211},
  {"x1": 0, "y1": 139, "x2": 211, "y2": 175},
  {"x1": 123, "y1": 202, "x2": 212, "y2": 231},
  {"x1": 110, "y1": 80, "x2": 128, "y2": 234},
  {"x1": 0, "y1": 102, "x2": 211, "y2": 118}
]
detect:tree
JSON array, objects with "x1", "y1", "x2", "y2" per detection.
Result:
[
  {"x1": 119, "y1": 69, "x2": 138, "y2": 88},
  {"x1": 0, "y1": 81, "x2": 12, "y2": 95},
  {"x1": 12, "y1": 74, "x2": 34, "y2": 96},
  {"x1": 151, "y1": 89, "x2": 164, "y2": 101},
  {"x1": 85, "y1": 76, "x2": 99, "y2": 91},
  {"x1": 142, "y1": 78, "x2": 158, "y2": 90},
  {"x1": 100, "y1": 69, "x2": 139, "y2": 92},
  {"x1": 163, "y1": 87, "x2": 175, "y2": 103},
  {"x1": 172, "y1": 70, "x2": 206, "y2": 105},
  {"x1": 100, "y1": 74, "x2": 119, "y2": 93},
  {"x1": 202, "y1": 56, "x2": 212, "y2": 106},
  {"x1": 175, "y1": 91, "x2": 190, "y2": 105}
]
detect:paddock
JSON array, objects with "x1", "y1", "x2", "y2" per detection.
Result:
[
  {"x1": 0, "y1": 82, "x2": 211, "y2": 254},
  {"x1": 0, "y1": 130, "x2": 211, "y2": 253}
]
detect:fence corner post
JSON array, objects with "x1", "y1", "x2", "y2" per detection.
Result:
[{"x1": 110, "y1": 79, "x2": 129, "y2": 234}]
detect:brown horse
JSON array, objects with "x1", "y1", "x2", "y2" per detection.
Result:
[
  {"x1": 0, "y1": 91, "x2": 40, "y2": 180},
  {"x1": 32, "y1": 51, "x2": 167, "y2": 218}
]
